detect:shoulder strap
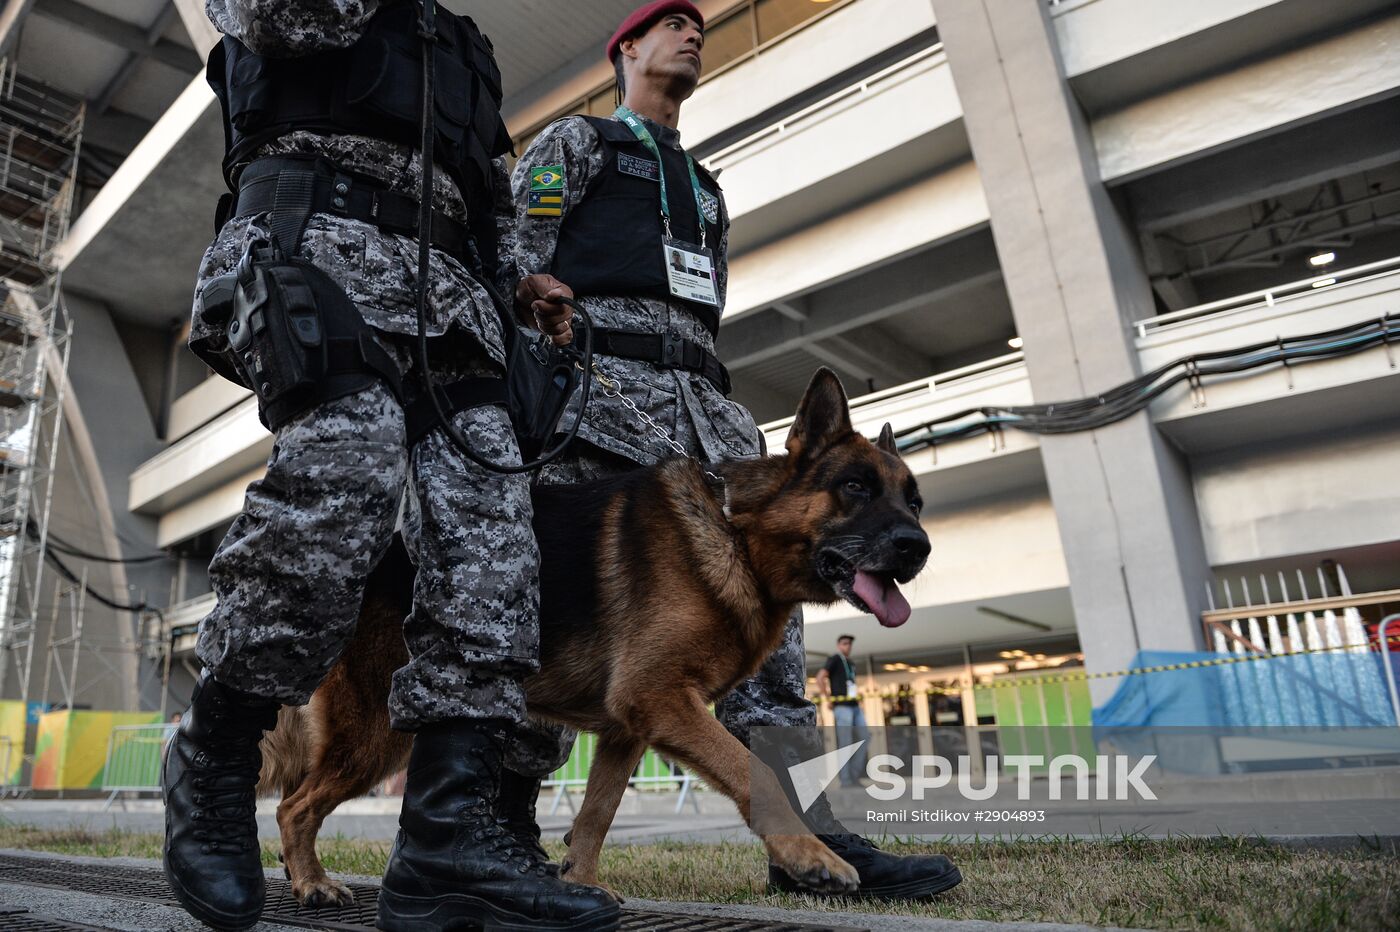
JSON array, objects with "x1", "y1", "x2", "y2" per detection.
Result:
[{"x1": 578, "y1": 114, "x2": 641, "y2": 145}]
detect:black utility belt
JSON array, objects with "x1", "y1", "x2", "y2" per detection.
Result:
[
  {"x1": 592, "y1": 327, "x2": 731, "y2": 397},
  {"x1": 222, "y1": 157, "x2": 472, "y2": 264}
]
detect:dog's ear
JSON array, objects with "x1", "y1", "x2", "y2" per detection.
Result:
[
  {"x1": 787, "y1": 368, "x2": 852, "y2": 459},
  {"x1": 876, "y1": 423, "x2": 898, "y2": 456}
]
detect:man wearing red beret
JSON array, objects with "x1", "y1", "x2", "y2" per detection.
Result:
[{"x1": 506, "y1": 0, "x2": 962, "y2": 904}]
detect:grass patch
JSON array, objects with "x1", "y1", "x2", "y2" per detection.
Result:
[{"x1": 0, "y1": 825, "x2": 1395, "y2": 930}]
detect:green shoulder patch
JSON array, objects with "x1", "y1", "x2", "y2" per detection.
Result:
[{"x1": 530, "y1": 166, "x2": 565, "y2": 191}]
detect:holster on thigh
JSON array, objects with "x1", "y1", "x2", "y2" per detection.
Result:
[{"x1": 195, "y1": 242, "x2": 403, "y2": 432}]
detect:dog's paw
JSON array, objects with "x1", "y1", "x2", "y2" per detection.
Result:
[
  {"x1": 294, "y1": 876, "x2": 355, "y2": 909},
  {"x1": 593, "y1": 881, "x2": 626, "y2": 905},
  {"x1": 769, "y1": 837, "x2": 860, "y2": 896},
  {"x1": 559, "y1": 856, "x2": 601, "y2": 888}
]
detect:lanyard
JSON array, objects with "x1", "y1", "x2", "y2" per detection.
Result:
[{"x1": 614, "y1": 106, "x2": 709, "y2": 248}]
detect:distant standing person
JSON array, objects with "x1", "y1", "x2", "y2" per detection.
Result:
[{"x1": 817, "y1": 634, "x2": 869, "y2": 787}]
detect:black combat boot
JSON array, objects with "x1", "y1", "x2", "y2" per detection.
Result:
[
  {"x1": 377, "y1": 720, "x2": 621, "y2": 931},
  {"x1": 768, "y1": 792, "x2": 962, "y2": 900},
  {"x1": 497, "y1": 770, "x2": 556, "y2": 871},
  {"x1": 162, "y1": 671, "x2": 279, "y2": 930}
]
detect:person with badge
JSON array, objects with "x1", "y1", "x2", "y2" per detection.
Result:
[
  {"x1": 503, "y1": 0, "x2": 962, "y2": 903},
  {"x1": 816, "y1": 635, "x2": 872, "y2": 788}
]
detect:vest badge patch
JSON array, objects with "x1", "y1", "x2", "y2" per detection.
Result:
[
  {"x1": 698, "y1": 189, "x2": 721, "y2": 225},
  {"x1": 617, "y1": 152, "x2": 660, "y2": 182}
]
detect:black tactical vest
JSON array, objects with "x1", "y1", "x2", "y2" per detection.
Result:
[
  {"x1": 551, "y1": 116, "x2": 724, "y2": 336},
  {"x1": 207, "y1": 0, "x2": 510, "y2": 208}
]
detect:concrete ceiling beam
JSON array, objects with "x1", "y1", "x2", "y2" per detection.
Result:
[
  {"x1": 171, "y1": 0, "x2": 219, "y2": 60},
  {"x1": 722, "y1": 232, "x2": 1001, "y2": 370},
  {"x1": 772, "y1": 297, "x2": 810, "y2": 321},
  {"x1": 33, "y1": 0, "x2": 201, "y2": 73},
  {"x1": 94, "y1": 2, "x2": 181, "y2": 115},
  {"x1": 1129, "y1": 98, "x2": 1400, "y2": 233},
  {"x1": 0, "y1": 0, "x2": 38, "y2": 58},
  {"x1": 806, "y1": 331, "x2": 932, "y2": 387}
]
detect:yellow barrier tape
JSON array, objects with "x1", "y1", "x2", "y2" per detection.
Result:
[{"x1": 818, "y1": 634, "x2": 1400, "y2": 700}]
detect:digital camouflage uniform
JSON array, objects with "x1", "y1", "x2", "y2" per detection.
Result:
[
  {"x1": 503, "y1": 114, "x2": 814, "y2": 778},
  {"x1": 195, "y1": 0, "x2": 539, "y2": 732}
]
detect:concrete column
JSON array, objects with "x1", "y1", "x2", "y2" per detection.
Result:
[
  {"x1": 930, "y1": 0, "x2": 1212, "y2": 701},
  {"x1": 60, "y1": 294, "x2": 172, "y2": 709}
]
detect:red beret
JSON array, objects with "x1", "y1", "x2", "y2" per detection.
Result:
[{"x1": 606, "y1": 1, "x2": 705, "y2": 63}]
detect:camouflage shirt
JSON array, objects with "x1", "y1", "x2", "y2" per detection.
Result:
[
  {"x1": 197, "y1": 0, "x2": 514, "y2": 357},
  {"x1": 511, "y1": 115, "x2": 762, "y2": 465}
]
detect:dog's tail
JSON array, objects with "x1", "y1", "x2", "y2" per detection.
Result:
[{"x1": 258, "y1": 705, "x2": 313, "y2": 798}]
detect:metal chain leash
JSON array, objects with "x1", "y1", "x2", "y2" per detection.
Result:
[{"x1": 587, "y1": 362, "x2": 725, "y2": 485}]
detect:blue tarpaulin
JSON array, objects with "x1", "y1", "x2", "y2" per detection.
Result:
[{"x1": 1092, "y1": 649, "x2": 1400, "y2": 728}]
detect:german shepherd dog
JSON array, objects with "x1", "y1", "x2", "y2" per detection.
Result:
[{"x1": 260, "y1": 368, "x2": 929, "y2": 906}]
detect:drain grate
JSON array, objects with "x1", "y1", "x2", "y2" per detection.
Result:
[
  {"x1": 0, "y1": 907, "x2": 108, "y2": 931},
  {"x1": 0, "y1": 853, "x2": 864, "y2": 931}
]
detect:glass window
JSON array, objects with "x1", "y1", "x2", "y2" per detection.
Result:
[
  {"x1": 755, "y1": 0, "x2": 830, "y2": 44},
  {"x1": 700, "y1": 8, "x2": 757, "y2": 77}
]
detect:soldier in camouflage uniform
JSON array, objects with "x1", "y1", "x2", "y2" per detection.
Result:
[
  {"x1": 161, "y1": 3, "x2": 621, "y2": 930},
  {"x1": 502, "y1": 0, "x2": 961, "y2": 902}
]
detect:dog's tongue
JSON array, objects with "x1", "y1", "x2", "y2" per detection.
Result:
[{"x1": 853, "y1": 571, "x2": 911, "y2": 628}]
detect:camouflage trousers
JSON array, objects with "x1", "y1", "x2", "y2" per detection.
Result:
[
  {"x1": 503, "y1": 442, "x2": 815, "y2": 780},
  {"x1": 195, "y1": 334, "x2": 539, "y2": 732}
]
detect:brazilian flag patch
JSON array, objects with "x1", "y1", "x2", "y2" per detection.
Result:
[
  {"x1": 530, "y1": 166, "x2": 564, "y2": 190},
  {"x1": 528, "y1": 165, "x2": 565, "y2": 216}
]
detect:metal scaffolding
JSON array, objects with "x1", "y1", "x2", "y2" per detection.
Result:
[{"x1": 0, "y1": 61, "x2": 81, "y2": 713}]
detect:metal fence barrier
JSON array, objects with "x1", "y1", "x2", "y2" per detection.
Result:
[
  {"x1": 1381, "y1": 613, "x2": 1400, "y2": 728},
  {"x1": 102, "y1": 723, "x2": 175, "y2": 808},
  {"x1": 98, "y1": 722, "x2": 701, "y2": 814},
  {"x1": 543, "y1": 731, "x2": 700, "y2": 815}
]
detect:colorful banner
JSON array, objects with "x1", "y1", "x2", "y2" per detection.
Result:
[
  {"x1": 32, "y1": 709, "x2": 162, "y2": 790},
  {"x1": 0, "y1": 700, "x2": 26, "y2": 785}
]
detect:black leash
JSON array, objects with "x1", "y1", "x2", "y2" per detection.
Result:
[{"x1": 414, "y1": 0, "x2": 593, "y2": 473}]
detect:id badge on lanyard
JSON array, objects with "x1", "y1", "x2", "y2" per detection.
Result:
[
  {"x1": 843, "y1": 658, "x2": 858, "y2": 698},
  {"x1": 616, "y1": 106, "x2": 720, "y2": 308},
  {"x1": 663, "y1": 237, "x2": 718, "y2": 306}
]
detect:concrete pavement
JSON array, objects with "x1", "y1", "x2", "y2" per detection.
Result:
[
  {"x1": 5, "y1": 776, "x2": 1396, "y2": 847},
  {"x1": 0, "y1": 790, "x2": 758, "y2": 846}
]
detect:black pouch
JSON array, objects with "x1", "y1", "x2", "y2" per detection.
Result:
[
  {"x1": 213, "y1": 242, "x2": 392, "y2": 431},
  {"x1": 405, "y1": 295, "x2": 585, "y2": 457},
  {"x1": 503, "y1": 322, "x2": 581, "y2": 462},
  {"x1": 226, "y1": 244, "x2": 325, "y2": 405}
]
